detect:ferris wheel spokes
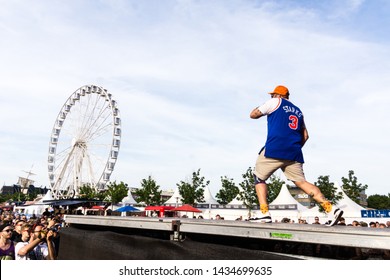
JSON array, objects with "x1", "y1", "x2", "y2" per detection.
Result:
[{"x1": 48, "y1": 85, "x2": 121, "y2": 200}]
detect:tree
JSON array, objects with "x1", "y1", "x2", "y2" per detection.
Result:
[
  {"x1": 215, "y1": 176, "x2": 239, "y2": 205},
  {"x1": 12, "y1": 192, "x2": 27, "y2": 203},
  {"x1": 341, "y1": 170, "x2": 368, "y2": 205},
  {"x1": 315, "y1": 175, "x2": 343, "y2": 212},
  {"x1": 0, "y1": 194, "x2": 7, "y2": 203},
  {"x1": 267, "y1": 175, "x2": 284, "y2": 203},
  {"x1": 79, "y1": 184, "x2": 106, "y2": 200},
  {"x1": 79, "y1": 184, "x2": 99, "y2": 200},
  {"x1": 95, "y1": 190, "x2": 107, "y2": 201},
  {"x1": 105, "y1": 181, "x2": 128, "y2": 206},
  {"x1": 177, "y1": 169, "x2": 207, "y2": 205},
  {"x1": 367, "y1": 194, "x2": 390, "y2": 210},
  {"x1": 134, "y1": 175, "x2": 162, "y2": 205},
  {"x1": 237, "y1": 167, "x2": 258, "y2": 215},
  {"x1": 26, "y1": 189, "x2": 40, "y2": 201}
]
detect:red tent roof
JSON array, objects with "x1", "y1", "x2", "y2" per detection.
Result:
[
  {"x1": 172, "y1": 204, "x2": 202, "y2": 213},
  {"x1": 145, "y1": 205, "x2": 175, "y2": 211},
  {"x1": 90, "y1": 205, "x2": 105, "y2": 210}
]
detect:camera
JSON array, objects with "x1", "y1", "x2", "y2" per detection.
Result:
[{"x1": 47, "y1": 226, "x2": 59, "y2": 233}]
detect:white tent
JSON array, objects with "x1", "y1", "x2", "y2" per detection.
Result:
[
  {"x1": 38, "y1": 190, "x2": 53, "y2": 203},
  {"x1": 227, "y1": 187, "x2": 245, "y2": 206},
  {"x1": 333, "y1": 181, "x2": 365, "y2": 218},
  {"x1": 197, "y1": 185, "x2": 219, "y2": 206},
  {"x1": 269, "y1": 184, "x2": 308, "y2": 221},
  {"x1": 120, "y1": 189, "x2": 137, "y2": 205},
  {"x1": 194, "y1": 186, "x2": 220, "y2": 219},
  {"x1": 227, "y1": 195, "x2": 243, "y2": 205},
  {"x1": 270, "y1": 184, "x2": 308, "y2": 211},
  {"x1": 164, "y1": 187, "x2": 183, "y2": 206},
  {"x1": 165, "y1": 186, "x2": 219, "y2": 206}
]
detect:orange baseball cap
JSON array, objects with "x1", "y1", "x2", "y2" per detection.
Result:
[{"x1": 269, "y1": 85, "x2": 289, "y2": 96}]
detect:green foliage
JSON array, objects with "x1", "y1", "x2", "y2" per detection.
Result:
[
  {"x1": 79, "y1": 184, "x2": 99, "y2": 200},
  {"x1": 177, "y1": 169, "x2": 207, "y2": 205},
  {"x1": 341, "y1": 170, "x2": 368, "y2": 205},
  {"x1": 267, "y1": 175, "x2": 284, "y2": 203},
  {"x1": 0, "y1": 193, "x2": 14, "y2": 203},
  {"x1": 78, "y1": 184, "x2": 106, "y2": 200},
  {"x1": 367, "y1": 194, "x2": 390, "y2": 210},
  {"x1": 135, "y1": 175, "x2": 162, "y2": 205},
  {"x1": 105, "y1": 181, "x2": 128, "y2": 205},
  {"x1": 0, "y1": 189, "x2": 38, "y2": 203},
  {"x1": 12, "y1": 192, "x2": 26, "y2": 202},
  {"x1": 215, "y1": 176, "x2": 239, "y2": 205},
  {"x1": 315, "y1": 175, "x2": 343, "y2": 212},
  {"x1": 26, "y1": 189, "x2": 40, "y2": 201},
  {"x1": 95, "y1": 190, "x2": 107, "y2": 201},
  {"x1": 237, "y1": 167, "x2": 258, "y2": 210}
]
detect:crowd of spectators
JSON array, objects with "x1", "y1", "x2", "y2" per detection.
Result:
[
  {"x1": 271, "y1": 216, "x2": 390, "y2": 259},
  {"x1": 274, "y1": 216, "x2": 390, "y2": 228},
  {"x1": 2, "y1": 209, "x2": 389, "y2": 260},
  {"x1": 0, "y1": 209, "x2": 63, "y2": 260}
]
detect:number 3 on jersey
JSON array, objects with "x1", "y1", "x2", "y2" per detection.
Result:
[{"x1": 288, "y1": 115, "x2": 298, "y2": 130}]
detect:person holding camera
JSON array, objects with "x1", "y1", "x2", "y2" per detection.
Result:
[
  {"x1": 46, "y1": 218, "x2": 61, "y2": 258},
  {"x1": 15, "y1": 224, "x2": 56, "y2": 260}
]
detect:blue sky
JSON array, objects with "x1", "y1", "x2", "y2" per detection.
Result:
[{"x1": 1, "y1": 0, "x2": 389, "y2": 197}]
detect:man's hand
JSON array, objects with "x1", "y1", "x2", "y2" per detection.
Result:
[{"x1": 46, "y1": 230, "x2": 54, "y2": 241}]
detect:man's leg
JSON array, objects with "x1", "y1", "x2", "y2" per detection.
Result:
[
  {"x1": 294, "y1": 180, "x2": 343, "y2": 226},
  {"x1": 253, "y1": 150, "x2": 278, "y2": 217},
  {"x1": 255, "y1": 180, "x2": 269, "y2": 214},
  {"x1": 294, "y1": 181, "x2": 328, "y2": 207},
  {"x1": 283, "y1": 162, "x2": 332, "y2": 212},
  {"x1": 251, "y1": 175, "x2": 272, "y2": 223}
]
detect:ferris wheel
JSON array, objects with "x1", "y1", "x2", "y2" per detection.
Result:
[{"x1": 48, "y1": 85, "x2": 121, "y2": 200}]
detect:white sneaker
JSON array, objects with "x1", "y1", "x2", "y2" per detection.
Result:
[
  {"x1": 249, "y1": 212, "x2": 272, "y2": 223},
  {"x1": 326, "y1": 208, "x2": 344, "y2": 227}
]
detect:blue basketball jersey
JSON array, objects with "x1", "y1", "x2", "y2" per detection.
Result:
[{"x1": 260, "y1": 98, "x2": 305, "y2": 163}]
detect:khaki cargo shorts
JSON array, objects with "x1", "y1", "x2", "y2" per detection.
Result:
[{"x1": 254, "y1": 150, "x2": 306, "y2": 182}]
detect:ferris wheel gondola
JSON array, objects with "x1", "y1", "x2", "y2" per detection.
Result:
[{"x1": 48, "y1": 85, "x2": 121, "y2": 200}]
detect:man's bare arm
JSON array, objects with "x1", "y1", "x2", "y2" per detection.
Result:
[
  {"x1": 302, "y1": 127, "x2": 309, "y2": 147},
  {"x1": 250, "y1": 107, "x2": 263, "y2": 119}
]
